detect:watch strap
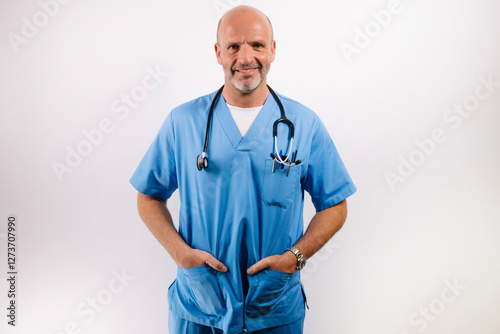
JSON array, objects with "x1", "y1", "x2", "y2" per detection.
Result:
[{"x1": 286, "y1": 246, "x2": 306, "y2": 270}]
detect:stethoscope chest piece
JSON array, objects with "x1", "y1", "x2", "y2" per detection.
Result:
[{"x1": 197, "y1": 154, "x2": 208, "y2": 171}]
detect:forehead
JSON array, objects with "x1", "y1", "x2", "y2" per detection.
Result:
[
  {"x1": 222, "y1": 23, "x2": 270, "y2": 42},
  {"x1": 218, "y1": 11, "x2": 272, "y2": 44}
]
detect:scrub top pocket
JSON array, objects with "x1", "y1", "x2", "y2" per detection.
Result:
[
  {"x1": 180, "y1": 265, "x2": 226, "y2": 316},
  {"x1": 245, "y1": 269, "x2": 292, "y2": 318},
  {"x1": 260, "y1": 158, "x2": 300, "y2": 208}
]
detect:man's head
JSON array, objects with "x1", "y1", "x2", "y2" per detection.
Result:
[{"x1": 215, "y1": 6, "x2": 276, "y2": 97}]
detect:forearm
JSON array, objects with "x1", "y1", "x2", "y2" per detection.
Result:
[
  {"x1": 136, "y1": 192, "x2": 190, "y2": 265},
  {"x1": 293, "y1": 200, "x2": 348, "y2": 259},
  {"x1": 136, "y1": 192, "x2": 227, "y2": 271},
  {"x1": 247, "y1": 200, "x2": 348, "y2": 274}
]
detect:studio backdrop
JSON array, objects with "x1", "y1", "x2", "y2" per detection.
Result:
[{"x1": 1, "y1": 0, "x2": 499, "y2": 333}]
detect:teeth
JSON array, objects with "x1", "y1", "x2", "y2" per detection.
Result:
[{"x1": 239, "y1": 69, "x2": 255, "y2": 72}]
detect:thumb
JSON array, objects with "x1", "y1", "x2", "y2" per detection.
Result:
[
  {"x1": 247, "y1": 258, "x2": 269, "y2": 275},
  {"x1": 203, "y1": 253, "x2": 228, "y2": 272}
]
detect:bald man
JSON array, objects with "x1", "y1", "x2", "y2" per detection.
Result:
[{"x1": 131, "y1": 5, "x2": 356, "y2": 334}]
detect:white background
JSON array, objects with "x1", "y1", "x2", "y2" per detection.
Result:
[{"x1": 1, "y1": 0, "x2": 499, "y2": 333}]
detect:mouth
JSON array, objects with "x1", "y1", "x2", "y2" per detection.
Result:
[{"x1": 234, "y1": 67, "x2": 259, "y2": 75}]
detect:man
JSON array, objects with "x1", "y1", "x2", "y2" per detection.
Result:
[{"x1": 130, "y1": 5, "x2": 356, "y2": 334}]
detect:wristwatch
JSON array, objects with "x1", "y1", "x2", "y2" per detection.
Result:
[{"x1": 286, "y1": 247, "x2": 307, "y2": 270}]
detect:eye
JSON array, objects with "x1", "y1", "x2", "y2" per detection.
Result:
[
  {"x1": 253, "y1": 43, "x2": 264, "y2": 48},
  {"x1": 228, "y1": 44, "x2": 239, "y2": 50}
]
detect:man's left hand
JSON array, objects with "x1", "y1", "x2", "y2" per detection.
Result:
[{"x1": 247, "y1": 251, "x2": 297, "y2": 275}]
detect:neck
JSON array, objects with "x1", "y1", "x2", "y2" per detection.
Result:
[{"x1": 222, "y1": 81, "x2": 269, "y2": 108}]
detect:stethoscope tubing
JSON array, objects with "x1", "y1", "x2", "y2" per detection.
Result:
[
  {"x1": 203, "y1": 85, "x2": 225, "y2": 155},
  {"x1": 199, "y1": 84, "x2": 300, "y2": 171}
]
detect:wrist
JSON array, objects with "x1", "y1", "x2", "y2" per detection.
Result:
[
  {"x1": 283, "y1": 249, "x2": 296, "y2": 263},
  {"x1": 174, "y1": 244, "x2": 194, "y2": 267},
  {"x1": 278, "y1": 251, "x2": 298, "y2": 273},
  {"x1": 286, "y1": 246, "x2": 307, "y2": 270}
]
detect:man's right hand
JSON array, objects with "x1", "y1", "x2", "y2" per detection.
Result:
[{"x1": 178, "y1": 248, "x2": 228, "y2": 272}]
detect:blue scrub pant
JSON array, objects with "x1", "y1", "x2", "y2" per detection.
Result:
[{"x1": 168, "y1": 312, "x2": 304, "y2": 334}]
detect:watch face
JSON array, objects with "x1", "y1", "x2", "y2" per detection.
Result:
[{"x1": 297, "y1": 258, "x2": 306, "y2": 270}]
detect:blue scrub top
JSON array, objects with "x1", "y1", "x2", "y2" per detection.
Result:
[{"x1": 130, "y1": 89, "x2": 357, "y2": 333}]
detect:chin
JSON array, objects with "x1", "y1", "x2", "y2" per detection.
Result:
[
  {"x1": 232, "y1": 80, "x2": 263, "y2": 94},
  {"x1": 238, "y1": 86, "x2": 257, "y2": 94}
]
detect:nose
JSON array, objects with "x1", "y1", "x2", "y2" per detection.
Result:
[{"x1": 237, "y1": 44, "x2": 253, "y2": 65}]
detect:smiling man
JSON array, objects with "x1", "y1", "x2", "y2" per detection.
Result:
[{"x1": 130, "y1": 5, "x2": 356, "y2": 334}]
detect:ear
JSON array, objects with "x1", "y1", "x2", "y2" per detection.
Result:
[
  {"x1": 214, "y1": 43, "x2": 223, "y2": 65},
  {"x1": 270, "y1": 40, "x2": 276, "y2": 62}
]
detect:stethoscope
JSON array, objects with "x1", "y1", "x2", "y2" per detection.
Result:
[{"x1": 197, "y1": 85, "x2": 301, "y2": 175}]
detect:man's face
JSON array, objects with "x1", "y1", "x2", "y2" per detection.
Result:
[{"x1": 215, "y1": 13, "x2": 276, "y2": 94}]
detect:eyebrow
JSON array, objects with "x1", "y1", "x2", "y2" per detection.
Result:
[{"x1": 225, "y1": 39, "x2": 268, "y2": 46}]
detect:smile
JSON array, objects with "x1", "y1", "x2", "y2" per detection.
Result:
[{"x1": 235, "y1": 68, "x2": 258, "y2": 73}]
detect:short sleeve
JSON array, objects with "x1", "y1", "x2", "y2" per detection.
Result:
[
  {"x1": 303, "y1": 118, "x2": 357, "y2": 211},
  {"x1": 129, "y1": 112, "x2": 178, "y2": 199}
]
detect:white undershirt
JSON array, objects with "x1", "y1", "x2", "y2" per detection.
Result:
[{"x1": 226, "y1": 103, "x2": 263, "y2": 137}]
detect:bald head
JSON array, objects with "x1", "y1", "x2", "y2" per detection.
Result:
[{"x1": 216, "y1": 6, "x2": 274, "y2": 45}]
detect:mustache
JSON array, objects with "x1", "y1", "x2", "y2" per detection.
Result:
[{"x1": 232, "y1": 64, "x2": 261, "y2": 71}]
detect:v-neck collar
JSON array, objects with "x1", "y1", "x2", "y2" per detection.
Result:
[{"x1": 214, "y1": 92, "x2": 278, "y2": 150}]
